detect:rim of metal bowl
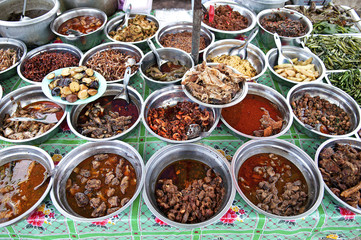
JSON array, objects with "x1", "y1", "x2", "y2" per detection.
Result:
[
  {"x1": 201, "y1": 0, "x2": 257, "y2": 34},
  {"x1": 17, "y1": 43, "x2": 83, "y2": 85},
  {"x1": 202, "y1": 39, "x2": 268, "y2": 81},
  {"x1": 0, "y1": 38, "x2": 27, "y2": 76},
  {"x1": 104, "y1": 14, "x2": 160, "y2": 45},
  {"x1": 0, "y1": 84, "x2": 2, "y2": 100},
  {"x1": 50, "y1": 140, "x2": 145, "y2": 222},
  {"x1": 79, "y1": 42, "x2": 144, "y2": 83},
  {"x1": 266, "y1": 46, "x2": 326, "y2": 85},
  {"x1": 0, "y1": 145, "x2": 54, "y2": 227},
  {"x1": 231, "y1": 139, "x2": 324, "y2": 220},
  {"x1": 286, "y1": 83, "x2": 361, "y2": 138},
  {"x1": 221, "y1": 82, "x2": 293, "y2": 139},
  {"x1": 67, "y1": 84, "x2": 143, "y2": 141},
  {"x1": 139, "y1": 47, "x2": 195, "y2": 86},
  {"x1": 0, "y1": 85, "x2": 68, "y2": 144},
  {"x1": 314, "y1": 137, "x2": 361, "y2": 214},
  {"x1": 141, "y1": 85, "x2": 220, "y2": 144},
  {"x1": 50, "y1": 7, "x2": 107, "y2": 38},
  {"x1": 142, "y1": 143, "x2": 236, "y2": 228},
  {"x1": 257, "y1": 8, "x2": 313, "y2": 39},
  {"x1": 181, "y1": 63, "x2": 248, "y2": 108}
]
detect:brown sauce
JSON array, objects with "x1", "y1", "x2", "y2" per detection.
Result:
[
  {"x1": 0, "y1": 160, "x2": 48, "y2": 223},
  {"x1": 7, "y1": 9, "x2": 49, "y2": 21},
  {"x1": 24, "y1": 101, "x2": 64, "y2": 121},
  {"x1": 58, "y1": 16, "x2": 103, "y2": 35}
]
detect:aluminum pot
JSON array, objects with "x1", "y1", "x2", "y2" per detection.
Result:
[
  {"x1": 143, "y1": 143, "x2": 236, "y2": 228},
  {"x1": 0, "y1": 0, "x2": 60, "y2": 46},
  {"x1": 139, "y1": 47, "x2": 194, "y2": 91},
  {"x1": 0, "y1": 85, "x2": 67, "y2": 145},
  {"x1": 50, "y1": 140, "x2": 145, "y2": 221},
  {"x1": 67, "y1": 84, "x2": 143, "y2": 141},
  {"x1": 59, "y1": 0, "x2": 119, "y2": 16},
  {"x1": 50, "y1": 8, "x2": 107, "y2": 51},
  {"x1": 231, "y1": 139, "x2": 324, "y2": 219},
  {"x1": 0, "y1": 38, "x2": 27, "y2": 81},
  {"x1": 0, "y1": 145, "x2": 54, "y2": 227},
  {"x1": 238, "y1": 0, "x2": 288, "y2": 14}
]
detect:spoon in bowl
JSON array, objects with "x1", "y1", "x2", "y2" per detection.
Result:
[
  {"x1": 113, "y1": 67, "x2": 132, "y2": 104},
  {"x1": 20, "y1": 0, "x2": 31, "y2": 21},
  {"x1": 228, "y1": 27, "x2": 258, "y2": 59},
  {"x1": 147, "y1": 38, "x2": 170, "y2": 72},
  {"x1": 274, "y1": 32, "x2": 293, "y2": 66},
  {"x1": 117, "y1": 4, "x2": 132, "y2": 31},
  {"x1": 186, "y1": 124, "x2": 211, "y2": 139}
]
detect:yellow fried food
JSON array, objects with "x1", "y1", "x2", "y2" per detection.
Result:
[
  {"x1": 209, "y1": 55, "x2": 256, "y2": 78},
  {"x1": 274, "y1": 57, "x2": 320, "y2": 82}
]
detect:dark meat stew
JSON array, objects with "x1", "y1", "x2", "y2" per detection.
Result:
[
  {"x1": 203, "y1": 5, "x2": 249, "y2": 31},
  {"x1": 66, "y1": 153, "x2": 137, "y2": 218},
  {"x1": 260, "y1": 13, "x2": 307, "y2": 37}
]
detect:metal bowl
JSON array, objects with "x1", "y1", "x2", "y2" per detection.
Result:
[
  {"x1": 143, "y1": 143, "x2": 236, "y2": 228},
  {"x1": 50, "y1": 7, "x2": 107, "y2": 51},
  {"x1": 50, "y1": 140, "x2": 145, "y2": 221},
  {"x1": 266, "y1": 46, "x2": 326, "y2": 87},
  {"x1": 59, "y1": 0, "x2": 119, "y2": 16},
  {"x1": 231, "y1": 139, "x2": 324, "y2": 219},
  {"x1": 79, "y1": 42, "x2": 144, "y2": 83},
  {"x1": 257, "y1": 8, "x2": 313, "y2": 49},
  {"x1": 17, "y1": 43, "x2": 83, "y2": 85},
  {"x1": 0, "y1": 145, "x2": 54, "y2": 227},
  {"x1": 141, "y1": 85, "x2": 220, "y2": 144},
  {"x1": 155, "y1": 21, "x2": 215, "y2": 55},
  {"x1": 0, "y1": 38, "x2": 27, "y2": 81},
  {"x1": 201, "y1": 1, "x2": 257, "y2": 39},
  {"x1": 203, "y1": 39, "x2": 267, "y2": 81},
  {"x1": 287, "y1": 83, "x2": 361, "y2": 139},
  {"x1": 67, "y1": 83, "x2": 143, "y2": 141},
  {"x1": 238, "y1": 0, "x2": 288, "y2": 14},
  {"x1": 315, "y1": 138, "x2": 361, "y2": 214},
  {"x1": 0, "y1": 84, "x2": 2, "y2": 100},
  {"x1": 139, "y1": 48, "x2": 194, "y2": 91},
  {"x1": 105, "y1": 14, "x2": 160, "y2": 50},
  {"x1": 0, "y1": 0, "x2": 59, "y2": 46},
  {"x1": 221, "y1": 82, "x2": 293, "y2": 139},
  {"x1": 181, "y1": 63, "x2": 248, "y2": 108},
  {"x1": 0, "y1": 85, "x2": 67, "y2": 145}
]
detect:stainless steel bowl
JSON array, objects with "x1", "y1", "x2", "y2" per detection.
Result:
[
  {"x1": 201, "y1": 1, "x2": 257, "y2": 39},
  {"x1": 257, "y1": 8, "x2": 313, "y2": 49},
  {"x1": 0, "y1": 145, "x2": 54, "y2": 227},
  {"x1": 17, "y1": 43, "x2": 83, "y2": 85},
  {"x1": 221, "y1": 82, "x2": 293, "y2": 139},
  {"x1": 67, "y1": 84, "x2": 143, "y2": 141},
  {"x1": 287, "y1": 83, "x2": 361, "y2": 139},
  {"x1": 155, "y1": 21, "x2": 215, "y2": 55},
  {"x1": 105, "y1": 14, "x2": 160, "y2": 50},
  {"x1": 182, "y1": 63, "x2": 248, "y2": 108},
  {"x1": 231, "y1": 139, "x2": 324, "y2": 219},
  {"x1": 139, "y1": 48, "x2": 194, "y2": 91},
  {"x1": 50, "y1": 7, "x2": 107, "y2": 51},
  {"x1": 0, "y1": 0, "x2": 59, "y2": 46},
  {"x1": 143, "y1": 143, "x2": 236, "y2": 228},
  {"x1": 238, "y1": 0, "x2": 288, "y2": 14},
  {"x1": 0, "y1": 38, "x2": 27, "y2": 81},
  {"x1": 266, "y1": 46, "x2": 326, "y2": 87},
  {"x1": 50, "y1": 140, "x2": 145, "y2": 221},
  {"x1": 315, "y1": 138, "x2": 361, "y2": 214},
  {"x1": 141, "y1": 85, "x2": 220, "y2": 144},
  {"x1": 59, "y1": 0, "x2": 119, "y2": 16},
  {"x1": 203, "y1": 39, "x2": 267, "y2": 81},
  {"x1": 0, "y1": 85, "x2": 67, "y2": 145},
  {"x1": 79, "y1": 42, "x2": 144, "y2": 83}
]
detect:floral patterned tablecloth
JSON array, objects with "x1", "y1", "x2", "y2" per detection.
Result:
[{"x1": 0, "y1": 35, "x2": 361, "y2": 240}]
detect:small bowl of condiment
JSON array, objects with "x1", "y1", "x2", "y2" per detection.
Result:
[
  {"x1": 257, "y1": 8, "x2": 313, "y2": 49},
  {"x1": 50, "y1": 140, "x2": 145, "y2": 221},
  {"x1": 139, "y1": 47, "x2": 194, "y2": 91},
  {"x1": 141, "y1": 85, "x2": 220, "y2": 143},
  {"x1": 50, "y1": 7, "x2": 107, "y2": 51},
  {"x1": 67, "y1": 83, "x2": 143, "y2": 141},
  {"x1": 201, "y1": 1, "x2": 257, "y2": 39},
  {"x1": 0, "y1": 145, "x2": 54, "y2": 227},
  {"x1": 0, "y1": 38, "x2": 27, "y2": 81},
  {"x1": 0, "y1": 85, "x2": 67, "y2": 145},
  {"x1": 287, "y1": 83, "x2": 361, "y2": 139},
  {"x1": 221, "y1": 82, "x2": 292, "y2": 139},
  {"x1": 143, "y1": 143, "x2": 235, "y2": 228},
  {"x1": 17, "y1": 43, "x2": 83, "y2": 85},
  {"x1": 105, "y1": 14, "x2": 160, "y2": 50},
  {"x1": 231, "y1": 139, "x2": 324, "y2": 219},
  {"x1": 203, "y1": 39, "x2": 267, "y2": 81},
  {"x1": 266, "y1": 46, "x2": 326, "y2": 87},
  {"x1": 79, "y1": 42, "x2": 144, "y2": 83},
  {"x1": 155, "y1": 21, "x2": 215, "y2": 55}
]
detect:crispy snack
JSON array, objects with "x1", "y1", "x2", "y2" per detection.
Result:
[
  {"x1": 0, "y1": 48, "x2": 17, "y2": 72},
  {"x1": 274, "y1": 57, "x2": 319, "y2": 82},
  {"x1": 209, "y1": 54, "x2": 256, "y2": 78}
]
